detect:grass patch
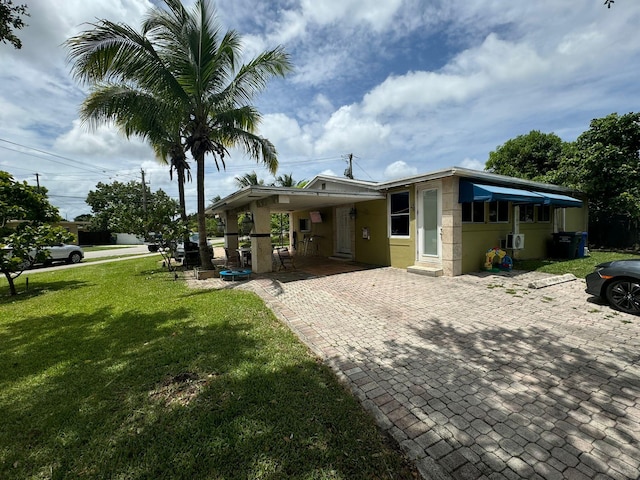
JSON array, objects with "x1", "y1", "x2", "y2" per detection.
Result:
[
  {"x1": 0, "y1": 258, "x2": 416, "y2": 479},
  {"x1": 513, "y1": 250, "x2": 640, "y2": 278}
]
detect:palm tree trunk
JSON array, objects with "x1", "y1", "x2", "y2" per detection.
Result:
[
  {"x1": 177, "y1": 168, "x2": 187, "y2": 224},
  {"x1": 196, "y1": 153, "x2": 214, "y2": 270}
]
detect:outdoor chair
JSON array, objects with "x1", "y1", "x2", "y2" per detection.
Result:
[
  {"x1": 224, "y1": 247, "x2": 241, "y2": 269},
  {"x1": 276, "y1": 247, "x2": 295, "y2": 271}
]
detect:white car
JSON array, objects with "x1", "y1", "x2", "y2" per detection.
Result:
[
  {"x1": 1, "y1": 244, "x2": 84, "y2": 269},
  {"x1": 33, "y1": 244, "x2": 84, "y2": 266}
]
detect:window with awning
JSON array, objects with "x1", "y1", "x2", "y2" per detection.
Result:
[{"x1": 458, "y1": 181, "x2": 582, "y2": 208}]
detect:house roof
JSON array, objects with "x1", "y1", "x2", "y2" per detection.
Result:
[
  {"x1": 205, "y1": 185, "x2": 384, "y2": 215},
  {"x1": 206, "y1": 167, "x2": 583, "y2": 215},
  {"x1": 376, "y1": 166, "x2": 581, "y2": 194}
]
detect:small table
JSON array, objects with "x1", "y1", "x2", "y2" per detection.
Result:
[{"x1": 219, "y1": 269, "x2": 252, "y2": 281}]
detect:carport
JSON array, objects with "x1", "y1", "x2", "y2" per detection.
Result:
[{"x1": 206, "y1": 186, "x2": 384, "y2": 273}]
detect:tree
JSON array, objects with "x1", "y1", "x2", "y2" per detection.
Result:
[
  {"x1": 485, "y1": 113, "x2": 640, "y2": 248},
  {"x1": 234, "y1": 171, "x2": 264, "y2": 188},
  {"x1": 73, "y1": 213, "x2": 93, "y2": 222},
  {"x1": 485, "y1": 130, "x2": 569, "y2": 181},
  {"x1": 273, "y1": 172, "x2": 308, "y2": 188},
  {"x1": 66, "y1": 0, "x2": 292, "y2": 270},
  {"x1": 568, "y1": 112, "x2": 640, "y2": 225},
  {"x1": 0, "y1": 171, "x2": 73, "y2": 295},
  {"x1": 0, "y1": 0, "x2": 28, "y2": 49},
  {"x1": 80, "y1": 84, "x2": 192, "y2": 240},
  {"x1": 85, "y1": 180, "x2": 180, "y2": 238}
]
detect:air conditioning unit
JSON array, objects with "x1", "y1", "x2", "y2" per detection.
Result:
[{"x1": 506, "y1": 233, "x2": 525, "y2": 250}]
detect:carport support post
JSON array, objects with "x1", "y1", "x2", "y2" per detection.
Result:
[
  {"x1": 224, "y1": 212, "x2": 239, "y2": 252},
  {"x1": 250, "y1": 202, "x2": 272, "y2": 273}
]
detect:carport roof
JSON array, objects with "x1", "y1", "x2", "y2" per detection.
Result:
[{"x1": 206, "y1": 185, "x2": 384, "y2": 215}]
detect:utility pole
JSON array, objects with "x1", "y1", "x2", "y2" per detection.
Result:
[
  {"x1": 344, "y1": 153, "x2": 354, "y2": 179},
  {"x1": 34, "y1": 173, "x2": 40, "y2": 190},
  {"x1": 141, "y1": 169, "x2": 148, "y2": 214}
]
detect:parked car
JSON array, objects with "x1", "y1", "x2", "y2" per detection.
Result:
[
  {"x1": 174, "y1": 234, "x2": 213, "y2": 261},
  {"x1": 0, "y1": 244, "x2": 84, "y2": 269},
  {"x1": 585, "y1": 259, "x2": 640, "y2": 314},
  {"x1": 36, "y1": 244, "x2": 85, "y2": 265}
]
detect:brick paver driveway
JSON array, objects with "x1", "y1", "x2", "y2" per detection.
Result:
[{"x1": 238, "y1": 267, "x2": 640, "y2": 479}]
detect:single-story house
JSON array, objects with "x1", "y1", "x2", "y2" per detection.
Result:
[
  {"x1": 206, "y1": 167, "x2": 587, "y2": 276},
  {"x1": 6, "y1": 220, "x2": 90, "y2": 246}
]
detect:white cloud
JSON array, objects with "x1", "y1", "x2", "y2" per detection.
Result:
[
  {"x1": 53, "y1": 120, "x2": 152, "y2": 161},
  {"x1": 459, "y1": 158, "x2": 485, "y2": 172},
  {"x1": 315, "y1": 105, "x2": 391, "y2": 155},
  {"x1": 384, "y1": 161, "x2": 417, "y2": 180}
]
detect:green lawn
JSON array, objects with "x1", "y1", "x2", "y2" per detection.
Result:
[
  {"x1": 513, "y1": 250, "x2": 640, "y2": 278},
  {"x1": 0, "y1": 258, "x2": 416, "y2": 479}
]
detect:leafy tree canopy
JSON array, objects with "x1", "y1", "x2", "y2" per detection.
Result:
[
  {"x1": 0, "y1": 0, "x2": 28, "y2": 49},
  {"x1": 486, "y1": 130, "x2": 569, "y2": 181},
  {"x1": 85, "y1": 180, "x2": 180, "y2": 237},
  {"x1": 568, "y1": 112, "x2": 640, "y2": 222},
  {"x1": 485, "y1": 112, "x2": 640, "y2": 235},
  {"x1": 0, "y1": 171, "x2": 72, "y2": 295},
  {"x1": 73, "y1": 213, "x2": 93, "y2": 222}
]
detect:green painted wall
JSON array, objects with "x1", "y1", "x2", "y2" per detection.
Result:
[
  {"x1": 353, "y1": 199, "x2": 390, "y2": 265},
  {"x1": 292, "y1": 207, "x2": 333, "y2": 256},
  {"x1": 461, "y1": 204, "x2": 589, "y2": 273}
]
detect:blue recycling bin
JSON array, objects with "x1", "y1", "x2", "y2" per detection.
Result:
[{"x1": 577, "y1": 232, "x2": 588, "y2": 258}]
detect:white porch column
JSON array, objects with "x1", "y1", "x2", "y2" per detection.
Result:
[
  {"x1": 250, "y1": 201, "x2": 272, "y2": 273},
  {"x1": 223, "y1": 212, "x2": 239, "y2": 251}
]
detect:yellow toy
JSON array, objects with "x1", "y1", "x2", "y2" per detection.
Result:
[{"x1": 484, "y1": 247, "x2": 506, "y2": 270}]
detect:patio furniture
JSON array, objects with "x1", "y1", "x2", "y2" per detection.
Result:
[
  {"x1": 237, "y1": 247, "x2": 251, "y2": 267},
  {"x1": 224, "y1": 247, "x2": 241, "y2": 269},
  {"x1": 275, "y1": 247, "x2": 295, "y2": 271}
]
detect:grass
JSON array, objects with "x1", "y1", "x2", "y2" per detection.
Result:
[
  {"x1": 513, "y1": 250, "x2": 640, "y2": 278},
  {"x1": 0, "y1": 258, "x2": 416, "y2": 480}
]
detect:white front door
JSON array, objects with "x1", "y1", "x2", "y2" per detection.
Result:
[
  {"x1": 336, "y1": 207, "x2": 351, "y2": 255},
  {"x1": 418, "y1": 187, "x2": 441, "y2": 260}
]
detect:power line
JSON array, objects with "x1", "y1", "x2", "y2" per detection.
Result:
[{"x1": 0, "y1": 138, "x2": 124, "y2": 175}]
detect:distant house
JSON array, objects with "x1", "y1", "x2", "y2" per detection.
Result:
[
  {"x1": 207, "y1": 167, "x2": 587, "y2": 276},
  {"x1": 6, "y1": 220, "x2": 90, "y2": 246}
]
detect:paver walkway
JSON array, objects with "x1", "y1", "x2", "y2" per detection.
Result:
[{"x1": 200, "y1": 265, "x2": 640, "y2": 479}]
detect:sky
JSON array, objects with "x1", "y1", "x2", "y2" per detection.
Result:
[{"x1": 1, "y1": 0, "x2": 639, "y2": 220}]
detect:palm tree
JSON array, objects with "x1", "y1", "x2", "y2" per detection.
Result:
[
  {"x1": 80, "y1": 87, "x2": 192, "y2": 230},
  {"x1": 234, "y1": 171, "x2": 264, "y2": 188},
  {"x1": 273, "y1": 172, "x2": 308, "y2": 188},
  {"x1": 66, "y1": 0, "x2": 292, "y2": 269}
]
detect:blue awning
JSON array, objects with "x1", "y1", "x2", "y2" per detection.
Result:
[
  {"x1": 459, "y1": 181, "x2": 545, "y2": 204},
  {"x1": 530, "y1": 191, "x2": 583, "y2": 208},
  {"x1": 459, "y1": 181, "x2": 583, "y2": 207}
]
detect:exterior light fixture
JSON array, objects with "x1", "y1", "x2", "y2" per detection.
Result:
[{"x1": 349, "y1": 207, "x2": 357, "y2": 220}]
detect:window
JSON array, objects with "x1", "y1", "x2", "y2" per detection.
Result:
[
  {"x1": 519, "y1": 205, "x2": 534, "y2": 223},
  {"x1": 299, "y1": 218, "x2": 310, "y2": 232},
  {"x1": 488, "y1": 201, "x2": 509, "y2": 223},
  {"x1": 538, "y1": 205, "x2": 551, "y2": 222},
  {"x1": 390, "y1": 191, "x2": 410, "y2": 236},
  {"x1": 461, "y1": 202, "x2": 485, "y2": 223}
]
